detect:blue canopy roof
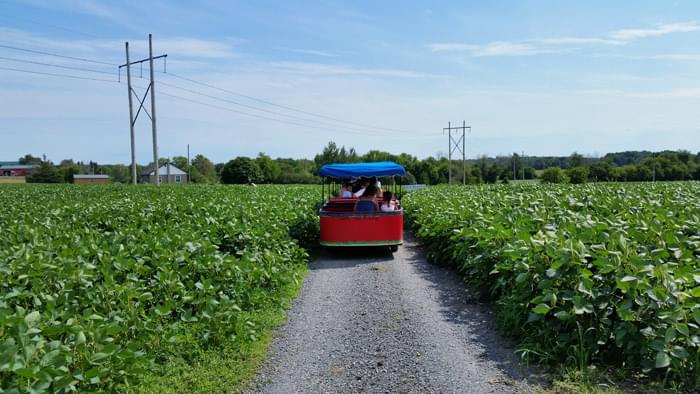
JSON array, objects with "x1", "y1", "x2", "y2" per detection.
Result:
[{"x1": 319, "y1": 161, "x2": 406, "y2": 177}]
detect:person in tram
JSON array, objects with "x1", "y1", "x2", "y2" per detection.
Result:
[
  {"x1": 380, "y1": 191, "x2": 398, "y2": 212},
  {"x1": 352, "y1": 177, "x2": 369, "y2": 197},
  {"x1": 354, "y1": 184, "x2": 379, "y2": 212},
  {"x1": 339, "y1": 181, "x2": 353, "y2": 198}
]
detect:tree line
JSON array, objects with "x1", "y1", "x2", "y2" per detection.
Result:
[{"x1": 14, "y1": 144, "x2": 700, "y2": 184}]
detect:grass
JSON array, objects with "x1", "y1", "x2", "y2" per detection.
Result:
[{"x1": 136, "y1": 264, "x2": 308, "y2": 393}]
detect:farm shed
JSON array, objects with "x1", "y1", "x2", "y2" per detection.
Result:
[
  {"x1": 141, "y1": 163, "x2": 188, "y2": 184},
  {"x1": 0, "y1": 161, "x2": 37, "y2": 177},
  {"x1": 73, "y1": 174, "x2": 110, "y2": 184}
]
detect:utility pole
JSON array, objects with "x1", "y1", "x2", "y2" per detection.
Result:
[
  {"x1": 447, "y1": 121, "x2": 451, "y2": 184},
  {"x1": 462, "y1": 120, "x2": 466, "y2": 185},
  {"x1": 119, "y1": 34, "x2": 167, "y2": 186},
  {"x1": 125, "y1": 42, "x2": 136, "y2": 186},
  {"x1": 443, "y1": 121, "x2": 471, "y2": 185},
  {"x1": 148, "y1": 34, "x2": 159, "y2": 186}
]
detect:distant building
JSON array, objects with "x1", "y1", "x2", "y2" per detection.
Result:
[
  {"x1": 141, "y1": 163, "x2": 188, "y2": 184},
  {"x1": 0, "y1": 161, "x2": 37, "y2": 177},
  {"x1": 73, "y1": 174, "x2": 110, "y2": 184}
]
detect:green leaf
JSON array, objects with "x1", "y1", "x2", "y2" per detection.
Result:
[
  {"x1": 24, "y1": 311, "x2": 41, "y2": 328},
  {"x1": 533, "y1": 304, "x2": 551, "y2": 315},
  {"x1": 670, "y1": 346, "x2": 689, "y2": 360},
  {"x1": 40, "y1": 349, "x2": 63, "y2": 368},
  {"x1": 554, "y1": 310, "x2": 571, "y2": 320},
  {"x1": 655, "y1": 351, "x2": 670, "y2": 368}
]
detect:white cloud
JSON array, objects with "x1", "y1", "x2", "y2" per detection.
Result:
[
  {"x1": 610, "y1": 21, "x2": 700, "y2": 41},
  {"x1": 154, "y1": 38, "x2": 236, "y2": 59},
  {"x1": 473, "y1": 42, "x2": 553, "y2": 57},
  {"x1": 258, "y1": 61, "x2": 443, "y2": 79},
  {"x1": 0, "y1": 28, "x2": 238, "y2": 60},
  {"x1": 535, "y1": 37, "x2": 623, "y2": 46},
  {"x1": 280, "y1": 48, "x2": 338, "y2": 57},
  {"x1": 429, "y1": 21, "x2": 700, "y2": 58},
  {"x1": 428, "y1": 41, "x2": 553, "y2": 57},
  {"x1": 428, "y1": 43, "x2": 477, "y2": 52}
]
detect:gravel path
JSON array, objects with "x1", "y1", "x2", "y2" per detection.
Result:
[{"x1": 251, "y1": 233, "x2": 541, "y2": 393}]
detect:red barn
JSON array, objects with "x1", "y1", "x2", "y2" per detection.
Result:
[{"x1": 0, "y1": 161, "x2": 36, "y2": 177}]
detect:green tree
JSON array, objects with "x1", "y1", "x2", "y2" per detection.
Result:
[
  {"x1": 255, "y1": 153, "x2": 281, "y2": 183},
  {"x1": 27, "y1": 161, "x2": 62, "y2": 183},
  {"x1": 58, "y1": 159, "x2": 80, "y2": 183},
  {"x1": 362, "y1": 150, "x2": 392, "y2": 163},
  {"x1": 568, "y1": 152, "x2": 586, "y2": 168},
  {"x1": 221, "y1": 157, "x2": 263, "y2": 184},
  {"x1": 103, "y1": 164, "x2": 130, "y2": 183},
  {"x1": 541, "y1": 167, "x2": 565, "y2": 183},
  {"x1": 171, "y1": 156, "x2": 189, "y2": 172},
  {"x1": 523, "y1": 167, "x2": 536, "y2": 179},
  {"x1": 589, "y1": 161, "x2": 614, "y2": 181},
  {"x1": 313, "y1": 141, "x2": 358, "y2": 171},
  {"x1": 18, "y1": 154, "x2": 42, "y2": 165},
  {"x1": 191, "y1": 155, "x2": 217, "y2": 184},
  {"x1": 483, "y1": 163, "x2": 501, "y2": 184},
  {"x1": 567, "y1": 166, "x2": 589, "y2": 184}
]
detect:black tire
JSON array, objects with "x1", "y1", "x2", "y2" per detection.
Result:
[{"x1": 389, "y1": 245, "x2": 399, "y2": 253}]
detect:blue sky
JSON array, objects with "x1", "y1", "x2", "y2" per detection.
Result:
[{"x1": 1, "y1": 0, "x2": 699, "y2": 163}]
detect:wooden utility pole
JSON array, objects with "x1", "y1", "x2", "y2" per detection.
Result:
[
  {"x1": 119, "y1": 34, "x2": 167, "y2": 186},
  {"x1": 125, "y1": 42, "x2": 136, "y2": 185}
]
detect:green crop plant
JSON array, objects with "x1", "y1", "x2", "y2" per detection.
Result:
[
  {"x1": 403, "y1": 182, "x2": 700, "y2": 389},
  {"x1": 0, "y1": 184, "x2": 319, "y2": 392}
]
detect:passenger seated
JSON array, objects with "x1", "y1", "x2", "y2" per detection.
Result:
[
  {"x1": 353, "y1": 177, "x2": 370, "y2": 198},
  {"x1": 370, "y1": 176, "x2": 382, "y2": 197},
  {"x1": 339, "y1": 181, "x2": 353, "y2": 198},
  {"x1": 354, "y1": 184, "x2": 379, "y2": 212},
  {"x1": 380, "y1": 191, "x2": 398, "y2": 212}
]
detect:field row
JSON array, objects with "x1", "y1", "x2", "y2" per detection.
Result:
[
  {"x1": 403, "y1": 182, "x2": 700, "y2": 388},
  {"x1": 0, "y1": 185, "x2": 319, "y2": 393}
]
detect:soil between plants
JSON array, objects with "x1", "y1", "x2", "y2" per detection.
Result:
[{"x1": 250, "y1": 233, "x2": 541, "y2": 393}]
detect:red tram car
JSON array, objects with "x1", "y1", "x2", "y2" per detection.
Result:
[{"x1": 318, "y1": 161, "x2": 406, "y2": 252}]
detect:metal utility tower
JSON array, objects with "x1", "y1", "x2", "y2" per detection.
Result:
[
  {"x1": 443, "y1": 121, "x2": 471, "y2": 184},
  {"x1": 120, "y1": 34, "x2": 167, "y2": 185}
]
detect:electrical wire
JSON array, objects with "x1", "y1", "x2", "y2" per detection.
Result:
[
  {"x1": 157, "y1": 80, "x2": 407, "y2": 135},
  {"x1": 0, "y1": 43, "x2": 432, "y2": 137},
  {"x1": 165, "y1": 72, "x2": 420, "y2": 134},
  {"x1": 0, "y1": 15, "x2": 104, "y2": 39},
  {"x1": 0, "y1": 43, "x2": 119, "y2": 66},
  {"x1": 0, "y1": 55, "x2": 117, "y2": 76},
  {"x1": 0, "y1": 66, "x2": 118, "y2": 83},
  {"x1": 156, "y1": 89, "x2": 377, "y2": 136}
]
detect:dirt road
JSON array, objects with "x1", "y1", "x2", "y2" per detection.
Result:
[{"x1": 251, "y1": 233, "x2": 539, "y2": 393}]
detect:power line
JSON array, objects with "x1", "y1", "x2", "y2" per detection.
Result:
[
  {"x1": 0, "y1": 55, "x2": 117, "y2": 76},
  {"x1": 0, "y1": 42, "x2": 424, "y2": 135},
  {"x1": 0, "y1": 43, "x2": 119, "y2": 66},
  {"x1": 157, "y1": 80, "x2": 404, "y2": 135},
  {"x1": 0, "y1": 14, "x2": 104, "y2": 39},
  {"x1": 0, "y1": 66, "x2": 119, "y2": 83},
  {"x1": 165, "y1": 72, "x2": 420, "y2": 134},
  {"x1": 156, "y1": 89, "x2": 376, "y2": 136}
]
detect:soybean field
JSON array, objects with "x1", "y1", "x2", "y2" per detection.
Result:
[
  {"x1": 0, "y1": 185, "x2": 318, "y2": 393},
  {"x1": 403, "y1": 182, "x2": 700, "y2": 389}
]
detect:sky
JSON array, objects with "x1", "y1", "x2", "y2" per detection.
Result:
[{"x1": 1, "y1": 0, "x2": 699, "y2": 164}]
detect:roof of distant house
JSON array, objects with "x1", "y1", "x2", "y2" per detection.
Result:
[
  {"x1": 74, "y1": 174, "x2": 110, "y2": 179},
  {"x1": 0, "y1": 163, "x2": 38, "y2": 170},
  {"x1": 143, "y1": 163, "x2": 186, "y2": 176}
]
